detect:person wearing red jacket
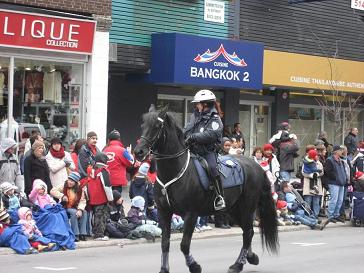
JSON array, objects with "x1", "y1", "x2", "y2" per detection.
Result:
[{"x1": 103, "y1": 130, "x2": 134, "y2": 193}]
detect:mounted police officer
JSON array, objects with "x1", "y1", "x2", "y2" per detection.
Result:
[{"x1": 184, "y1": 89, "x2": 225, "y2": 211}]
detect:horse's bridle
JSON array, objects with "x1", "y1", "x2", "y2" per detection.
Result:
[
  {"x1": 140, "y1": 114, "x2": 188, "y2": 160},
  {"x1": 140, "y1": 113, "x2": 190, "y2": 206}
]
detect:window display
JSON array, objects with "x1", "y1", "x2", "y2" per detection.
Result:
[{"x1": 0, "y1": 57, "x2": 83, "y2": 147}]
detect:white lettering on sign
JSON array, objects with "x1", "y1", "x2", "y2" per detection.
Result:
[
  {"x1": 191, "y1": 67, "x2": 242, "y2": 81},
  {"x1": 290, "y1": 75, "x2": 364, "y2": 90},
  {"x1": 50, "y1": 22, "x2": 64, "y2": 40},
  {"x1": 351, "y1": 0, "x2": 364, "y2": 11},
  {"x1": 69, "y1": 24, "x2": 80, "y2": 42},
  {"x1": 31, "y1": 20, "x2": 46, "y2": 38},
  {"x1": 204, "y1": 0, "x2": 225, "y2": 24},
  {"x1": 4, "y1": 17, "x2": 14, "y2": 35}
]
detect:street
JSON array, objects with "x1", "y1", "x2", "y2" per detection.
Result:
[{"x1": 1, "y1": 227, "x2": 363, "y2": 273}]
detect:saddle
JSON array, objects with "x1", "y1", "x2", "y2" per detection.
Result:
[{"x1": 192, "y1": 154, "x2": 245, "y2": 191}]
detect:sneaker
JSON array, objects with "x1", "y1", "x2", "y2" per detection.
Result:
[
  {"x1": 194, "y1": 227, "x2": 202, "y2": 233},
  {"x1": 79, "y1": 235, "x2": 87, "y2": 241},
  {"x1": 94, "y1": 236, "x2": 109, "y2": 241},
  {"x1": 277, "y1": 219, "x2": 285, "y2": 226},
  {"x1": 25, "y1": 247, "x2": 39, "y2": 255},
  {"x1": 37, "y1": 244, "x2": 48, "y2": 252},
  {"x1": 202, "y1": 225, "x2": 213, "y2": 230},
  {"x1": 214, "y1": 196, "x2": 226, "y2": 211}
]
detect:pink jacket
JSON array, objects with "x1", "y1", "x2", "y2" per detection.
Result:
[
  {"x1": 17, "y1": 207, "x2": 42, "y2": 238},
  {"x1": 29, "y1": 179, "x2": 56, "y2": 208}
]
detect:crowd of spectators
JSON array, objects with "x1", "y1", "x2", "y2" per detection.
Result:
[{"x1": 1, "y1": 122, "x2": 364, "y2": 254}]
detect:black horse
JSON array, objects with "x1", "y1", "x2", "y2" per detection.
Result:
[{"x1": 134, "y1": 106, "x2": 279, "y2": 273}]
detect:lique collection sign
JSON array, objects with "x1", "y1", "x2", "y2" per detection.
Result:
[
  {"x1": 0, "y1": 9, "x2": 96, "y2": 54},
  {"x1": 151, "y1": 33, "x2": 264, "y2": 89}
]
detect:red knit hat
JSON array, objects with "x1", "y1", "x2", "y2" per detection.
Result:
[
  {"x1": 263, "y1": 143, "x2": 274, "y2": 151},
  {"x1": 307, "y1": 149, "x2": 318, "y2": 160},
  {"x1": 355, "y1": 171, "x2": 364, "y2": 180},
  {"x1": 276, "y1": 200, "x2": 287, "y2": 209}
]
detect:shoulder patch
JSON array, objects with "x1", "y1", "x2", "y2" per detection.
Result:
[{"x1": 211, "y1": 121, "x2": 220, "y2": 130}]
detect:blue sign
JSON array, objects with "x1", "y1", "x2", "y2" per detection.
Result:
[{"x1": 151, "y1": 33, "x2": 264, "y2": 90}]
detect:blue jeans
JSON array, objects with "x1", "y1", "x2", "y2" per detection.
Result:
[
  {"x1": 328, "y1": 184, "x2": 344, "y2": 219},
  {"x1": 294, "y1": 209, "x2": 318, "y2": 227},
  {"x1": 304, "y1": 195, "x2": 321, "y2": 218},
  {"x1": 280, "y1": 171, "x2": 291, "y2": 182},
  {"x1": 339, "y1": 186, "x2": 348, "y2": 216},
  {"x1": 67, "y1": 208, "x2": 88, "y2": 236}
]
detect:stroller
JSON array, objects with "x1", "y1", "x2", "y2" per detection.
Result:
[
  {"x1": 351, "y1": 191, "x2": 364, "y2": 227},
  {"x1": 290, "y1": 188, "x2": 314, "y2": 216}
]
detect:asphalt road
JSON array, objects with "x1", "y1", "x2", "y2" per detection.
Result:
[{"x1": 1, "y1": 227, "x2": 363, "y2": 273}]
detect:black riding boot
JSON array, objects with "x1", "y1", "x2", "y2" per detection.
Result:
[{"x1": 213, "y1": 175, "x2": 226, "y2": 211}]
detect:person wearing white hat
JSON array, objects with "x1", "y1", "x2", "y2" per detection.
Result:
[
  {"x1": 184, "y1": 89, "x2": 225, "y2": 211},
  {"x1": 0, "y1": 138, "x2": 24, "y2": 195}
]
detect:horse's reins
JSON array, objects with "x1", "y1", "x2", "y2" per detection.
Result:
[{"x1": 140, "y1": 115, "x2": 190, "y2": 206}]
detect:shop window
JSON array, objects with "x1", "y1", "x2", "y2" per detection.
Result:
[
  {"x1": 1, "y1": 58, "x2": 83, "y2": 148},
  {"x1": 289, "y1": 106, "x2": 322, "y2": 168}
]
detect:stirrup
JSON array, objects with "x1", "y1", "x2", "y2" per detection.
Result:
[{"x1": 214, "y1": 195, "x2": 226, "y2": 211}]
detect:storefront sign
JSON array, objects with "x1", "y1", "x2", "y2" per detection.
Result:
[
  {"x1": 264, "y1": 50, "x2": 364, "y2": 93},
  {"x1": 351, "y1": 0, "x2": 364, "y2": 11},
  {"x1": 151, "y1": 33, "x2": 264, "y2": 89},
  {"x1": 204, "y1": 0, "x2": 225, "y2": 23},
  {"x1": 0, "y1": 9, "x2": 96, "y2": 54}
]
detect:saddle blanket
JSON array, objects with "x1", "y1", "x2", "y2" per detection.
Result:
[{"x1": 193, "y1": 155, "x2": 245, "y2": 191}]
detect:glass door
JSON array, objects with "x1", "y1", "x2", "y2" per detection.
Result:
[{"x1": 239, "y1": 102, "x2": 271, "y2": 156}]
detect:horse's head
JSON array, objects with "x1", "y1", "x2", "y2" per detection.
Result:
[{"x1": 134, "y1": 104, "x2": 168, "y2": 161}]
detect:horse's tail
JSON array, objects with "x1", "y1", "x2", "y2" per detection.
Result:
[{"x1": 257, "y1": 173, "x2": 279, "y2": 254}]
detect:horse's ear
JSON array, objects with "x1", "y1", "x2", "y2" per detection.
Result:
[
  {"x1": 159, "y1": 104, "x2": 169, "y2": 117},
  {"x1": 149, "y1": 104, "x2": 156, "y2": 112}
]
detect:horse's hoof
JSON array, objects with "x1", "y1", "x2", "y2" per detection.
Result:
[
  {"x1": 227, "y1": 263, "x2": 243, "y2": 273},
  {"x1": 189, "y1": 262, "x2": 202, "y2": 273},
  {"x1": 247, "y1": 252, "x2": 259, "y2": 265},
  {"x1": 159, "y1": 269, "x2": 169, "y2": 273}
]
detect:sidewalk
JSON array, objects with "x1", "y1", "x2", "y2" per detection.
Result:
[{"x1": 0, "y1": 221, "x2": 351, "y2": 255}]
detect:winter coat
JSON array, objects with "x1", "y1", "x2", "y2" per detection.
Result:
[
  {"x1": 17, "y1": 207, "x2": 42, "y2": 238},
  {"x1": 85, "y1": 165, "x2": 113, "y2": 206},
  {"x1": 70, "y1": 152, "x2": 79, "y2": 172},
  {"x1": 127, "y1": 206, "x2": 146, "y2": 226},
  {"x1": 183, "y1": 107, "x2": 223, "y2": 155},
  {"x1": 103, "y1": 140, "x2": 134, "y2": 187},
  {"x1": 323, "y1": 156, "x2": 347, "y2": 186},
  {"x1": 50, "y1": 183, "x2": 87, "y2": 211},
  {"x1": 263, "y1": 155, "x2": 280, "y2": 183},
  {"x1": 0, "y1": 152, "x2": 24, "y2": 193},
  {"x1": 278, "y1": 140, "x2": 299, "y2": 172},
  {"x1": 28, "y1": 180, "x2": 56, "y2": 208},
  {"x1": 46, "y1": 151, "x2": 75, "y2": 188},
  {"x1": 23, "y1": 153, "x2": 52, "y2": 196},
  {"x1": 344, "y1": 132, "x2": 358, "y2": 156},
  {"x1": 351, "y1": 152, "x2": 364, "y2": 172},
  {"x1": 78, "y1": 144, "x2": 100, "y2": 178},
  {"x1": 129, "y1": 176, "x2": 155, "y2": 208},
  {"x1": 1, "y1": 194, "x2": 21, "y2": 211},
  {"x1": 302, "y1": 160, "x2": 324, "y2": 196}
]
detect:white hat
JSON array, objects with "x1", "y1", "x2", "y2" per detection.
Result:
[
  {"x1": 131, "y1": 196, "x2": 145, "y2": 210},
  {"x1": 0, "y1": 138, "x2": 17, "y2": 153},
  {"x1": 138, "y1": 163, "x2": 150, "y2": 176},
  {"x1": 0, "y1": 182, "x2": 17, "y2": 194},
  {"x1": 192, "y1": 89, "x2": 216, "y2": 103}
]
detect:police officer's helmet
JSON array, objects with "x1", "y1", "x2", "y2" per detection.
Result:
[{"x1": 192, "y1": 89, "x2": 216, "y2": 103}]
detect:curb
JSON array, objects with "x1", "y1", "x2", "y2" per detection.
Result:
[{"x1": 0, "y1": 222, "x2": 351, "y2": 256}]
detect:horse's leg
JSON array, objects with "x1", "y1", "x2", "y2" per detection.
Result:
[
  {"x1": 228, "y1": 211, "x2": 256, "y2": 273},
  {"x1": 180, "y1": 212, "x2": 202, "y2": 273},
  {"x1": 159, "y1": 209, "x2": 173, "y2": 273}
]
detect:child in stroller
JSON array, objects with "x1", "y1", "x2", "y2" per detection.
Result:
[{"x1": 281, "y1": 182, "x2": 322, "y2": 230}]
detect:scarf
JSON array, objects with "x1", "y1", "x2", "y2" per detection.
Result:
[{"x1": 50, "y1": 147, "x2": 65, "y2": 159}]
